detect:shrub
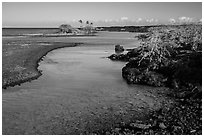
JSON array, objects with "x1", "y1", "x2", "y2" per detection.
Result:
[{"x1": 123, "y1": 24, "x2": 202, "y2": 88}]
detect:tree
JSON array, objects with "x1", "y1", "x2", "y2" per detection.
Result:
[
  {"x1": 78, "y1": 20, "x2": 95, "y2": 35},
  {"x1": 79, "y1": 20, "x2": 83, "y2": 24},
  {"x1": 79, "y1": 20, "x2": 83, "y2": 28},
  {"x1": 59, "y1": 24, "x2": 73, "y2": 33}
]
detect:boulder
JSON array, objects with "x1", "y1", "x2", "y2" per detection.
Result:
[
  {"x1": 115, "y1": 44, "x2": 124, "y2": 53},
  {"x1": 108, "y1": 54, "x2": 128, "y2": 61}
]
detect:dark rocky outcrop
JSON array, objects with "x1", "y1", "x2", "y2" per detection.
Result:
[
  {"x1": 108, "y1": 25, "x2": 202, "y2": 89},
  {"x1": 122, "y1": 67, "x2": 167, "y2": 87},
  {"x1": 105, "y1": 24, "x2": 202, "y2": 135},
  {"x1": 108, "y1": 46, "x2": 168, "y2": 87},
  {"x1": 115, "y1": 44, "x2": 124, "y2": 53},
  {"x1": 108, "y1": 54, "x2": 128, "y2": 61},
  {"x1": 108, "y1": 47, "x2": 142, "y2": 61}
]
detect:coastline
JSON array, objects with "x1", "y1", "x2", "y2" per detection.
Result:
[{"x1": 2, "y1": 42, "x2": 82, "y2": 89}]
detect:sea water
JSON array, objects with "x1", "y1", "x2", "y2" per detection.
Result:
[{"x1": 2, "y1": 30, "x2": 169, "y2": 134}]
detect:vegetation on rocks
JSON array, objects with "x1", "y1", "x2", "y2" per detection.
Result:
[
  {"x1": 109, "y1": 24, "x2": 202, "y2": 88},
  {"x1": 78, "y1": 20, "x2": 96, "y2": 35},
  {"x1": 108, "y1": 24, "x2": 202, "y2": 135},
  {"x1": 115, "y1": 44, "x2": 125, "y2": 53},
  {"x1": 58, "y1": 21, "x2": 96, "y2": 36},
  {"x1": 59, "y1": 24, "x2": 75, "y2": 33}
]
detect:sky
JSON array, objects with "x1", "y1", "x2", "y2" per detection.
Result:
[{"x1": 2, "y1": 2, "x2": 202, "y2": 27}]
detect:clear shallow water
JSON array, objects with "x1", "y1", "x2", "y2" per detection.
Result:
[{"x1": 2, "y1": 32, "x2": 168, "y2": 134}]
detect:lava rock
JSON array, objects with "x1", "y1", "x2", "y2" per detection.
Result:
[
  {"x1": 130, "y1": 123, "x2": 152, "y2": 129},
  {"x1": 115, "y1": 44, "x2": 124, "y2": 53},
  {"x1": 159, "y1": 123, "x2": 167, "y2": 129},
  {"x1": 122, "y1": 66, "x2": 166, "y2": 87},
  {"x1": 108, "y1": 54, "x2": 128, "y2": 61}
]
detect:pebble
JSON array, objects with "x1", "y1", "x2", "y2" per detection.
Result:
[
  {"x1": 159, "y1": 122, "x2": 167, "y2": 129},
  {"x1": 190, "y1": 130, "x2": 196, "y2": 133},
  {"x1": 130, "y1": 123, "x2": 151, "y2": 129}
]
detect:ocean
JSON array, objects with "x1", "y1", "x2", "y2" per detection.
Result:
[{"x1": 2, "y1": 28, "x2": 59, "y2": 36}]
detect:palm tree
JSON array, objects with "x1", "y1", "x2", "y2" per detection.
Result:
[
  {"x1": 79, "y1": 20, "x2": 83, "y2": 29},
  {"x1": 79, "y1": 20, "x2": 83, "y2": 24},
  {"x1": 90, "y1": 22, "x2": 94, "y2": 33}
]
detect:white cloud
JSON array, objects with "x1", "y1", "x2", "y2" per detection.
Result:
[
  {"x1": 133, "y1": 18, "x2": 142, "y2": 23},
  {"x1": 137, "y1": 18, "x2": 142, "y2": 22},
  {"x1": 169, "y1": 18, "x2": 176, "y2": 23},
  {"x1": 104, "y1": 19, "x2": 108, "y2": 22},
  {"x1": 104, "y1": 19, "x2": 113, "y2": 22},
  {"x1": 146, "y1": 18, "x2": 154, "y2": 23},
  {"x1": 178, "y1": 16, "x2": 193, "y2": 22},
  {"x1": 121, "y1": 17, "x2": 128, "y2": 21}
]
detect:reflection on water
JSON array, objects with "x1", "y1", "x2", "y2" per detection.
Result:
[{"x1": 3, "y1": 32, "x2": 168, "y2": 135}]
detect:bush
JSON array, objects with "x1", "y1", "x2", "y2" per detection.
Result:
[{"x1": 122, "y1": 24, "x2": 202, "y2": 88}]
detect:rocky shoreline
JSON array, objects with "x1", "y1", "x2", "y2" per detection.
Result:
[
  {"x1": 109, "y1": 25, "x2": 202, "y2": 89},
  {"x1": 107, "y1": 24, "x2": 202, "y2": 135}
]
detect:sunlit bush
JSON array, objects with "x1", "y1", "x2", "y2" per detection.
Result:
[{"x1": 124, "y1": 24, "x2": 202, "y2": 87}]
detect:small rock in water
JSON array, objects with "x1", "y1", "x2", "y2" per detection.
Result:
[{"x1": 115, "y1": 44, "x2": 124, "y2": 53}]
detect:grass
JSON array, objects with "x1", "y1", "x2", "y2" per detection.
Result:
[{"x1": 2, "y1": 39, "x2": 81, "y2": 89}]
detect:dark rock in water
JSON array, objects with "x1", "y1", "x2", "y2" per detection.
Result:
[
  {"x1": 115, "y1": 44, "x2": 124, "y2": 53},
  {"x1": 122, "y1": 66, "x2": 167, "y2": 87},
  {"x1": 126, "y1": 48, "x2": 133, "y2": 51},
  {"x1": 109, "y1": 46, "x2": 167, "y2": 87},
  {"x1": 108, "y1": 47, "x2": 142, "y2": 62},
  {"x1": 108, "y1": 54, "x2": 128, "y2": 61},
  {"x1": 108, "y1": 45, "x2": 147, "y2": 62}
]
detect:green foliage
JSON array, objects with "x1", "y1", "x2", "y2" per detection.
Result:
[
  {"x1": 107, "y1": 24, "x2": 202, "y2": 135},
  {"x1": 133, "y1": 24, "x2": 202, "y2": 87},
  {"x1": 78, "y1": 20, "x2": 96, "y2": 34},
  {"x1": 59, "y1": 24, "x2": 73, "y2": 33},
  {"x1": 83, "y1": 25, "x2": 96, "y2": 34},
  {"x1": 139, "y1": 25, "x2": 201, "y2": 68}
]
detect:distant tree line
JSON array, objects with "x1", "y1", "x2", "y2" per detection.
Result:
[
  {"x1": 96, "y1": 24, "x2": 201, "y2": 33},
  {"x1": 58, "y1": 20, "x2": 95, "y2": 35}
]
